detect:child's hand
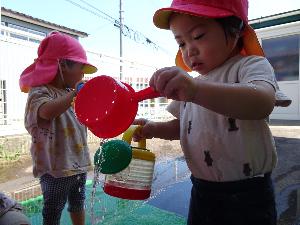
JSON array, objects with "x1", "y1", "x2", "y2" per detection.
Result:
[
  {"x1": 150, "y1": 66, "x2": 197, "y2": 102},
  {"x1": 132, "y1": 118, "x2": 155, "y2": 142}
]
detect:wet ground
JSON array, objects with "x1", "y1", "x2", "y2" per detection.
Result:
[{"x1": 0, "y1": 121, "x2": 299, "y2": 224}]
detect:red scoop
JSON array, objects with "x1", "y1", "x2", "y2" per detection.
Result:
[{"x1": 74, "y1": 75, "x2": 160, "y2": 138}]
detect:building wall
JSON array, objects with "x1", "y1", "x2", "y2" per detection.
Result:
[
  {"x1": 1, "y1": 14, "x2": 80, "y2": 40},
  {"x1": 0, "y1": 26, "x2": 38, "y2": 135},
  {"x1": 255, "y1": 20, "x2": 300, "y2": 120}
]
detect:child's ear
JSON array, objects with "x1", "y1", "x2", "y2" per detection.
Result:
[{"x1": 60, "y1": 60, "x2": 68, "y2": 72}]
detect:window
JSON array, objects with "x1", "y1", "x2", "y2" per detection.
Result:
[
  {"x1": 9, "y1": 32, "x2": 28, "y2": 41},
  {"x1": 0, "y1": 80, "x2": 7, "y2": 125},
  {"x1": 7, "y1": 23, "x2": 46, "y2": 43},
  {"x1": 29, "y1": 38, "x2": 41, "y2": 44},
  {"x1": 1, "y1": 22, "x2": 5, "y2": 35},
  {"x1": 262, "y1": 35, "x2": 299, "y2": 81},
  {"x1": 158, "y1": 97, "x2": 168, "y2": 103}
]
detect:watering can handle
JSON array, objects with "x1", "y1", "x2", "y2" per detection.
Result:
[
  {"x1": 135, "y1": 87, "x2": 161, "y2": 102},
  {"x1": 122, "y1": 125, "x2": 146, "y2": 149}
]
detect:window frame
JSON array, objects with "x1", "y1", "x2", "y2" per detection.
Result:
[
  {"x1": 0, "y1": 80, "x2": 7, "y2": 125},
  {"x1": 262, "y1": 34, "x2": 299, "y2": 82},
  {"x1": 254, "y1": 21, "x2": 300, "y2": 84}
]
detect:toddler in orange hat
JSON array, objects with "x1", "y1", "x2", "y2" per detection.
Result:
[
  {"x1": 133, "y1": 0, "x2": 287, "y2": 224},
  {"x1": 20, "y1": 31, "x2": 97, "y2": 225}
]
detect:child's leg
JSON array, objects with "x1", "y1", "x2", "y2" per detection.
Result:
[
  {"x1": 231, "y1": 175, "x2": 277, "y2": 225},
  {"x1": 40, "y1": 174, "x2": 69, "y2": 225},
  {"x1": 187, "y1": 182, "x2": 216, "y2": 225},
  {"x1": 67, "y1": 173, "x2": 87, "y2": 225},
  {"x1": 70, "y1": 210, "x2": 85, "y2": 225}
]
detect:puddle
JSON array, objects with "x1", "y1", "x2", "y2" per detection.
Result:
[{"x1": 151, "y1": 156, "x2": 191, "y2": 193}]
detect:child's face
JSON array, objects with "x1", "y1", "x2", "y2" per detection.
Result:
[
  {"x1": 63, "y1": 62, "x2": 84, "y2": 88},
  {"x1": 170, "y1": 14, "x2": 238, "y2": 75}
]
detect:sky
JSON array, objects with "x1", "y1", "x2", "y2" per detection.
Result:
[{"x1": 1, "y1": 0, "x2": 300, "y2": 67}]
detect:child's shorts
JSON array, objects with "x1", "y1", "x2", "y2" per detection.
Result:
[
  {"x1": 187, "y1": 173, "x2": 277, "y2": 225},
  {"x1": 40, "y1": 172, "x2": 87, "y2": 223}
]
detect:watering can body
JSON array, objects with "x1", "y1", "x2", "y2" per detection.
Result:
[
  {"x1": 74, "y1": 75, "x2": 160, "y2": 138},
  {"x1": 103, "y1": 125, "x2": 156, "y2": 200}
]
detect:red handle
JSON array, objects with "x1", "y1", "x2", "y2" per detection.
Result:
[{"x1": 134, "y1": 87, "x2": 161, "y2": 102}]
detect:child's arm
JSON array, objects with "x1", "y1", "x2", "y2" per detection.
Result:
[
  {"x1": 38, "y1": 81, "x2": 83, "y2": 120},
  {"x1": 150, "y1": 66, "x2": 275, "y2": 120},
  {"x1": 133, "y1": 118, "x2": 180, "y2": 141},
  {"x1": 38, "y1": 91, "x2": 76, "y2": 120},
  {"x1": 190, "y1": 80, "x2": 275, "y2": 120}
]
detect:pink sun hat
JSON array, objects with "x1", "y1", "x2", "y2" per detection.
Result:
[{"x1": 19, "y1": 31, "x2": 97, "y2": 93}]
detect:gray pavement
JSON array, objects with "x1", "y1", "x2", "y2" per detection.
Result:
[{"x1": 269, "y1": 120, "x2": 300, "y2": 225}]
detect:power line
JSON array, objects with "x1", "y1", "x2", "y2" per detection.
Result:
[
  {"x1": 63, "y1": 0, "x2": 172, "y2": 55},
  {"x1": 64, "y1": 0, "x2": 116, "y2": 24},
  {"x1": 78, "y1": 0, "x2": 117, "y2": 23}
]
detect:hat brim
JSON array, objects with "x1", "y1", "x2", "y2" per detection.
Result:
[
  {"x1": 19, "y1": 61, "x2": 58, "y2": 93},
  {"x1": 83, "y1": 64, "x2": 98, "y2": 74},
  {"x1": 175, "y1": 50, "x2": 192, "y2": 72},
  {"x1": 240, "y1": 25, "x2": 264, "y2": 57},
  {"x1": 153, "y1": 5, "x2": 234, "y2": 29},
  {"x1": 64, "y1": 57, "x2": 98, "y2": 74}
]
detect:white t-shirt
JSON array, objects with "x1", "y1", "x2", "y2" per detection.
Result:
[
  {"x1": 24, "y1": 85, "x2": 92, "y2": 178},
  {"x1": 167, "y1": 55, "x2": 278, "y2": 182}
]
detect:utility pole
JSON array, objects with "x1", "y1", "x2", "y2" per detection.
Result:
[{"x1": 119, "y1": 0, "x2": 123, "y2": 80}]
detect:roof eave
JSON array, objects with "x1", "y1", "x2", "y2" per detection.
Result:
[
  {"x1": 1, "y1": 7, "x2": 88, "y2": 38},
  {"x1": 250, "y1": 9, "x2": 300, "y2": 30}
]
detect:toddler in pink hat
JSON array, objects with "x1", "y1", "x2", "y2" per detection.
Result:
[
  {"x1": 20, "y1": 31, "x2": 97, "y2": 225},
  {"x1": 133, "y1": 0, "x2": 285, "y2": 225}
]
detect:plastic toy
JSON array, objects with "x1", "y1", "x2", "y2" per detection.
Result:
[
  {"x1": 94, "y1": 139, "x2": 132, "y2": 174},
  {"x1": 74, "y1": 75, "x2": 160, "y2": 138},
  {"x1": 103, "y1": 125, "x2": 156, "y2": 200}
]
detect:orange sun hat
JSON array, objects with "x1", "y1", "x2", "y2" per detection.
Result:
[
  {"x1": 19, "y1": 31, "x2": 97, "y2": 93},
  {"x1": 153, "y1": 0, "x2": 264, "y2": 72}
]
